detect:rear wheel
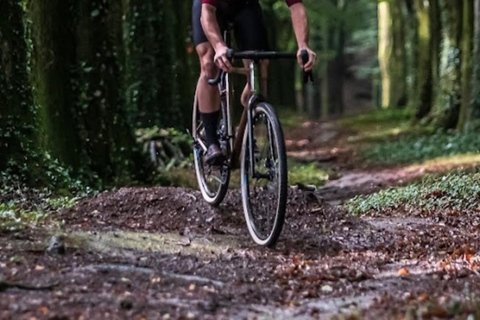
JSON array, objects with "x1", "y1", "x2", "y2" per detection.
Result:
[
  {"x1": 192, "y1": 92, "x2": 230, "y2": 206},
  {"x1": 241, "y1": 102, "x2": 287, "y2": 247}
]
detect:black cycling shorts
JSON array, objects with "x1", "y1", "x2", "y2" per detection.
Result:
[{"x1": 192, "y1": 0, "x2": 269, "y2": 51}]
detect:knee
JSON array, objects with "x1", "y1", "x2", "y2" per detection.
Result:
[
  {"x1": 197, "y1": 45, "x2": 217, "y2": 80},
  {"x1": 200, "y1": 60, "x2": 217, "y2": 80}
]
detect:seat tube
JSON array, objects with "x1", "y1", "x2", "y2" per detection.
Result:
[
  {"x1": 225, "y1": 73, "x2": 233, "y2": 151},
  {"x1": 224, "y1": 28, "x2": 233, "y2": 152},
  {"x1": 248, "y1": 61, "x2": 256, "y2": 177},
  {"x1": 249, "y1": 61, "x2": 255, "y2": 93}
]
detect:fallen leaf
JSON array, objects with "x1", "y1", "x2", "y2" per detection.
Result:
[
  {"x1": 151, "y1": 277, "x2": 161, "y2": 284},
  {"x1": 321, "y1": 285, "x2": 333, "y2": 293},
  {"x1": 40, "y1": 306, "x2": 49, "y2": 315},
  {"x1": 417, "y1": 293, "x2": 429, "y2": 302},
  {"x1": 398, "y1": 268, "x2": 409, "y2": 276}
]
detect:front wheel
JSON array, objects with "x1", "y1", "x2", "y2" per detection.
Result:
[
  {"x1": 241, "y1": 102, "x2": 287, "y2": 247},
  {"x1": 192, "y1": 91, "x2": 230, "y2": 207}
]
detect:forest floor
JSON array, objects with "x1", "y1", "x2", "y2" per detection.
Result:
[{"x1": 3, "y1": 110, "x2": 480, "y2": 319}]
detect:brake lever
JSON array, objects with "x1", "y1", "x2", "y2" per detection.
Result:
[{"x1": 300, "y1": 50, "x2": 314, "y2": 84}]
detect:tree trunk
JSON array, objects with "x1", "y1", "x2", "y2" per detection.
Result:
[
  {"x1": 172, "y1": 0, "x2": 198, "y2": 128},
  {"x1": 431, "y1": 0, "x2": 463, "y2": 130},
  {"x1": 124, "y1": 0, "x2": 180, "y2": 128},
  {"x1": 74, "y1": 0, "x2": 145, "y2": 182},
  {"x1": 430, "y1": 0, "x2": 442, "y2": 98},
  {"x1": 413, "y1": 0, "x2": 433, "y2": 121},
  {"x1": 29, "y1": 0, "x2": 81, "y2": 169},
  {"x1": 0, "y1": 0, "x2": 38, "y2": 177},
  {"x1": 457, "y1": 0, "x2": 474, "y2": 130},
  {"x1": 403, "y1": 0, "x2": 417, "y2": 109},
  {"x1": 390, "y1": 0, "x2": 408, "y2": 108},
  {"x1": 377, "y1": 1, "x2": 392, "y2": 109},
  {"x1": 470, "y1": 0, "x2": 480, "y2": 126},
  {"x1": 327, "y1": 1, "x2": 346, "y2": 115},
  {"x1": 263, "y1": 1, "x2": 296, "y2": 109}
]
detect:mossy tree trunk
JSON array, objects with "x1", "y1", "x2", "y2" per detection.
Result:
[
  {"x1": 403, "y1": 0, "x2": 418, "y2": 109},
  {"x1": 29, "y1": 0, "x2": 81, "y2": 169},
  {"x1": 74, "y1": 0, "x2": 145, "y2": 183},
  {"x1": 172, "y1": 0, "x2": 198, "y2": 128},
  {"x1": 124, "y1": 0, "x2": 185, "y2": 129},
  {"x1": 470, "y1": 0, "x2": 480, "y2": 126},
  {"x1": 377, "y1": 1, "x2": 391, "y2": 109},
  {"x1": 457, "y1": 0, "x2": 474, "y2": 130},
  {"x1": 429, "y1": 0, "x2": 442, "y2": 99},
  {"x1": 378, "y1": 0, "x2": 408, "y2": 109},
  {"x1": 0, "y1": 0, "x2": 38, "y2": 178},
  {"x1": 431, "y1": 0, "x2": 463, "y2": 130},
  {"x1": 413, "y1": 0, "x2": 433, "y2": 121},
  {"x1": 389, "y1": 0, "x2": 407, "y2": 108}
]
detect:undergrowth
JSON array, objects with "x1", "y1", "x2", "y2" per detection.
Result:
[
  {"x1": 159, "y1": 159, "x2": 329, "y2": 189},
  {"x1": 340, "y1": 108, "x2": 412, "y2": 132},
  {"x1": 346, "y1": 172, "x2": 480, "y2": 215},
  {"x1": 0, "y1": 158, "x2": 97, "y2": 231},
  {"x1": 363, "y1": 132, "x2": 480, "y2": 164}
]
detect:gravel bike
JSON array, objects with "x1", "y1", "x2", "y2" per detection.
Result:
[{"x1": 192, "y1": 30, "x2": 312, "y2": 247}]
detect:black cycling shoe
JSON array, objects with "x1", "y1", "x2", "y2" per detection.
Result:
[{"x1": 205, "y1": 144, "x2": 224, "y2": 166}]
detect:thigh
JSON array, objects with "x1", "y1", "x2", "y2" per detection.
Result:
[
  {"x1": 192, "y1": 0, "x2": 228, "y2": 47},
  {"x1": 233, "y1": 1, "x2": 269, "y2": 51}
]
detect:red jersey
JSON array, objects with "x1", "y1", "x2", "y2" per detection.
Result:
[{"x1": 202, "y1": 0, "x2": 303, "y2": 7}]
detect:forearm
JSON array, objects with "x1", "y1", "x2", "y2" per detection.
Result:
[
  {"x1": 201, "y1": 4, "x2": 227, "y2": 50},
  {"x1": 290, "y1": 3, "x2": 309, "y2": 48}
]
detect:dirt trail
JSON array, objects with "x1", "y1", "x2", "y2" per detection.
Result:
[{"x1": 2, "y1": 120, "x2": 480, "y2": 319}]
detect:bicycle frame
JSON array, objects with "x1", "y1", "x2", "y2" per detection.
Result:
[{"x1": 196, "y1": 28, "x2": 310, "y2": 175}]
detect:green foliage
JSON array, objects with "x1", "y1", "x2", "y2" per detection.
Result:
[
  {"x1": 346, "y1": 172, "x2": 480, "y2": 215},
  {"x1": 136, "y1": 127, "x2": 192, "y2": 171},
  {"x1": 362, "y1": 131, "x2": 480, "y2": 164},
  {"x1": 341, "y1": 108, "x2": 412, "y2": 131},
  {"x1": 277, "y1": 107, "x2": 307, "y2": 130},
  {"x1": 288, "y1": 161, "x2": 329, "y2": 187},
  {"x1": 0, "y1": 203, "x2": 47, "y2": 231},
  {"x1": 154, "y1": 158, "x2": 329, "y2": 189},
  {"x1": 0, "y1": 171, "x2": 94, "y2": 231}
]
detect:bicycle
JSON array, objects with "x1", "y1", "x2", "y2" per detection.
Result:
[{"x1": 192, "y1": 30, "x2": 313, "y2": 247}]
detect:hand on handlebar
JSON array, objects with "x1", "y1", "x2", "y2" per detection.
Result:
[
  {"x1": 297, "y1": 46, "x2": 316, "y2": 72},
  {"x1": 214, "y1": 45, "x2": 233, "y2": 72}
]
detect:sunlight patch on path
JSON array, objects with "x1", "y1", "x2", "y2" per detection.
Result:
[
  {"x1": 326, "y1": 154, "x2": 480, "y2": 190},
  {"x1": 68, "y1": 230, "x2": 248, "y2": 257}
]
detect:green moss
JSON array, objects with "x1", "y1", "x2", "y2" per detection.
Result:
[{"x1": 346, "y1": 172, "x2": 480, "y2": 215}]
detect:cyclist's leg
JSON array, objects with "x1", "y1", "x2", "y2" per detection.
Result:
[
  {"x1": 195, "y1": 43, "x2": 220, "y2": 144},
  {"x1": 192, "y1": 0, "x2": 226, "y2": 162},
  {"x1": 233, "y1": 1, "x2": 270, "y2": 106}
]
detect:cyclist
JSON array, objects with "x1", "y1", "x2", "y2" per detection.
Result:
[{"x1": 192, "y1": 0, "x2": 316, "y2": 164}]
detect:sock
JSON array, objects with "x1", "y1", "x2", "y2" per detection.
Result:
[{"x1": 201, "y1": 111, "x2": 220, "y2": 146}]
